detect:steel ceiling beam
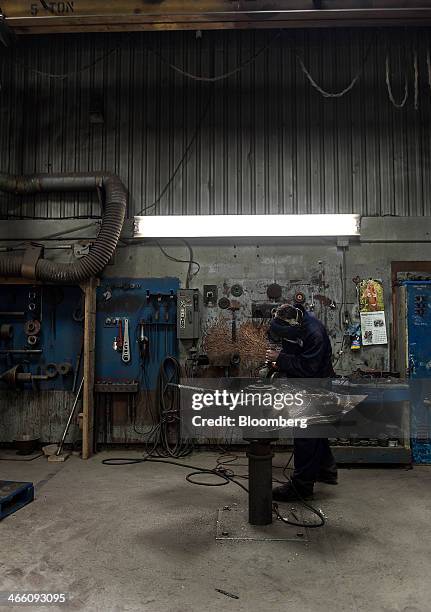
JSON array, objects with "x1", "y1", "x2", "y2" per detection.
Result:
[{"x1": 2, "y1": 1, "x2": 431, "y2": 34}]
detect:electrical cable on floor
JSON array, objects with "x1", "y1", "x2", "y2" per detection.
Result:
[
  {"x1": 102, "y1": 449, "x2": 326, "y2": 528},
  {"x1": 101, "y1": 351, "x2": 323, "y2": 527}
]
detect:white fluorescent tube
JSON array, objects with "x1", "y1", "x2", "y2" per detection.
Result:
[{"x1": 133, "y1": 214, "x2": 360, "y2": 239}]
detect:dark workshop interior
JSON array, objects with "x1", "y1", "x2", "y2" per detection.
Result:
[{"x1": 1, "y1": 2, "x2": 431, "y2": 611}]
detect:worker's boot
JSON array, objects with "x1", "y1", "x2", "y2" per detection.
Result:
[
  {"x1": 316, "y1": 469, "x2": 338, "y2": 485},
  {"x1": 272, "y1": 479, "x2": 314, "y2": 502},
  {"x1": 316, "y1": 462, "x2": 338, "y2": 485}
]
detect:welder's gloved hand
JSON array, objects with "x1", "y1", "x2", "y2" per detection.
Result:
[{"x1": 265, "y1": 348, "x2": 279, "y2": 363}]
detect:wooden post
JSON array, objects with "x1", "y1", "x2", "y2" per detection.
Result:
[{"x1": 81, "y1": 277, "x2": 98, "y2": 459}]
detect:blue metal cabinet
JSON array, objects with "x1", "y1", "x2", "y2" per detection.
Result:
[{"x1": 403, "y1": 281, "x2": 431, "y2": 463}]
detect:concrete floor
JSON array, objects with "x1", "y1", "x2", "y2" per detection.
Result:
[{"x1": 1, "y1": 451, "x2": 431, "y2": 612}]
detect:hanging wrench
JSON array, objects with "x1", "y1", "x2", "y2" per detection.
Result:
[
  {"x1": 310, "y1": 291, "x2": 315, "y2": 312},
  {"x1": 122, "y1": 318, "x2": 131, "y2": 363}
]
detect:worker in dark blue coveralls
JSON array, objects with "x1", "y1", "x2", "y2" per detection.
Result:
[{"x1": 266, "y1": 303, "x2": 338, "y2": 501}]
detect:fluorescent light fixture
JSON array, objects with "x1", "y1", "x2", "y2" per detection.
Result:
[{"x1": 133, "y1": 214, "x2": 360, "y2": 239}]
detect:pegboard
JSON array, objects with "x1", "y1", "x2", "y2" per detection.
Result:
[
  {"x1": 0, "y1": 284, "x2": 84, "y2": 390},
  {"x1": 95, "y1": 277, "x2": 180, "y2": 389}
]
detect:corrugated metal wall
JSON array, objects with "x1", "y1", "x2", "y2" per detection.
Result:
[{"x1": 0, "y1": 28, "x2": 430, "y2": 219}]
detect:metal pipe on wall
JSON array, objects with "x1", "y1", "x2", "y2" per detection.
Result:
[{"x1": 0, "y1": 172, "x2": 127, "y2": 283}]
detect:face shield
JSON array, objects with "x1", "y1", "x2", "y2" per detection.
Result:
[{"x1": 268, "y1": 304, "x2": 304, "y2": 344}]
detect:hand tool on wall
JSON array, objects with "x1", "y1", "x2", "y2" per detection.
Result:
[
  {"x1": 50, "y1": 307, "x2": 56, "y2": 343},
  {"x1": 122, "y1": 318, "x2": 131, "y2": 363},
  {"x1": 310, "y1": 291, "x2": 315, "y2": 311},
  {"x1": 164, "y1": 299, "x2": 170, "y2": 355},
  {"x1": 117, "y1": 319, "x2": 123, "y2": 351},
  {"x1": 228, "y1": 300, "x2": 240, "y2": 343},
  {"x1": 112, "y1": 318, "x2": 122, "y2": 352},
  {"x1": 138, "y1": 321, "x2": 149, "y2": 361},
  {"x1": 155, "y1": 294, "x2": 161, "y2": 322},
  {"x1": 72, "y1": 295, "x2": 85, "y2": 323},
  {"x1": 44, "y1": 287, "x2": 63, "y2": 344}
]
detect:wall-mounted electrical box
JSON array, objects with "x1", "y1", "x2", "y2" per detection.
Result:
[
  {"x1": 177, "y1": 289, "x2": 202, "y2": 340},
  {"x1": 203, "y1": 285, "x2": 218, "y2": 306}
]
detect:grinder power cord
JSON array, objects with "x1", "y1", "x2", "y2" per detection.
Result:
[{"x1": 102, "y1": 452, "x2": 326, "y2": 529}]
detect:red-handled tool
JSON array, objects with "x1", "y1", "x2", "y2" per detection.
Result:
[{"x1": 117, "y1": 319, "x2": 123, "y2": 350}]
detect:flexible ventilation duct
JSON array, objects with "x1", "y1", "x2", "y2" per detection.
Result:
[{"x1": 0, "y1": 172, "x2": 127, "y2": 283}]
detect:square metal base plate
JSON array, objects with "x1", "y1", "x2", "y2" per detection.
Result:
[{"x1": 216, "y1": 504, "x2": 310, "y2": 542}]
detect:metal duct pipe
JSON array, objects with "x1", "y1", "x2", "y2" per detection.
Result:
[{"x1": 0, "y1": 172, "x2": 127, "y2": 283}]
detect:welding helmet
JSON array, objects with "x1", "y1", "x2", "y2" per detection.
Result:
[
  {"x1": 268, "y1": 303, "x2": 304, "y2": 342},
  {"x1": 274, "y1": 303, "x2": 304, "y2": 327}
]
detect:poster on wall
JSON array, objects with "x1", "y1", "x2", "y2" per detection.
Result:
[{"x1": 358, "y1": 279, "x2": 388, "y2": 346}]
